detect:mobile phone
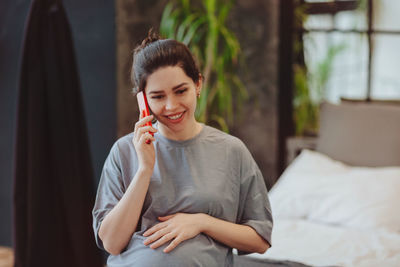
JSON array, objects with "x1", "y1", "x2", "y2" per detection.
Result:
[{"x1": 136, "y1": 91, "x2": 153, "y2": 143}]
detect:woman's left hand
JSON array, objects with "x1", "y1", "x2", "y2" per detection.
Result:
[{"x1": 142, "y1": 213, "x2": 204, "y2": 253}]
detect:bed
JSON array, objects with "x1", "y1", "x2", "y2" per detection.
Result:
[{"x1": 236, "y1": 101, "x2": 400, "y2": 267}]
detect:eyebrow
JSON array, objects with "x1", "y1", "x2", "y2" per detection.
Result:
[{"x1": 148, "y1": 82, "x2": 188, "y2": 95}]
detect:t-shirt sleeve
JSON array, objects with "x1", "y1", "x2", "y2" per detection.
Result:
[
  {"x1": 235, "y1": 142, "x2": 273, "y2": 255},
  {"x1": 92, "y1": 142, "x2": 125, "y2": 251}
]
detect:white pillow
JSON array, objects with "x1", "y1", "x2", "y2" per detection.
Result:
[{"x1": 270, "y1": 149, "x2": 400, "y2": 233}]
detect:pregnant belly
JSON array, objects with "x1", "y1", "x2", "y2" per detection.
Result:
[{"x1": 107, "y1": 233, "x2": 230, "y2": 267}]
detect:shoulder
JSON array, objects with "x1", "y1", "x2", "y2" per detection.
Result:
[
  {"x1": 202, "y1": 125, "x2": 250, "y2": 155},
  {"x1": 107, "y1": 132, "x2": 136, "y2": 162},
  {"x1": 113, "y1": 132, "x2": 134, "y2": 150},
  {"x1": 203, "y1": 126, "x2": 260, "y2": 180},
  {"x1": 101, "y1": 132, "x2": 138, "y2": 180}
]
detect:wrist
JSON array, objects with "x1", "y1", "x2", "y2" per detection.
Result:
[
  {"x1": 197, "y1": 213, "x2": 211, "y2": 233},
  {"x1": 137, "y1": 167, "x2": 153, "y2": 178}
]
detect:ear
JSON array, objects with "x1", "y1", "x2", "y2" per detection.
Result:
[{"x1": 195, "y1": 74, "x2": 203, "y2": 95}]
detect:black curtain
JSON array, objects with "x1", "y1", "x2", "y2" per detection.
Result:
[{"x1": 13, "y1": 0, "x2": 103, "y2": 266}]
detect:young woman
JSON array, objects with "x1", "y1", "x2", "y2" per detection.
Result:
[{"x1": 92, "y1": 31, "x2": 273, "y2": 267}]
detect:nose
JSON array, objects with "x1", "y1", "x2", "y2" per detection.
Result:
[{"x1": 165, "y1": 96, "x2": 179, "y2": 111}]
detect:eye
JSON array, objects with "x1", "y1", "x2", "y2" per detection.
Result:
[
  {"x1": 151, "y1": 95, "x2": 164, "y2": 99},
  {"x1": 176, "y1": 88, "x2": 188, "y2": 94}
]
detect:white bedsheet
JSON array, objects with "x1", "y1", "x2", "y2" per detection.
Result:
[
  {"x1": 248, "y1": 218, "x2": 400, "y2": 267},
  {"x1": 248, "y1": 150, "x2": 400, "y2": 267}
]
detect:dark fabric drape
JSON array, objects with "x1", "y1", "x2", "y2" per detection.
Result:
[{"x1": 13, "y1": 0, "x2": 103, "y2": 266}]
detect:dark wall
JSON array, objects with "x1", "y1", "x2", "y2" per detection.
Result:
[
  {"x1": 230, "y1": 0, "x2": 280, "y2": 189},
  {"x1": 0, "y1": 0, "x2": 28, "y2": 248},
  {"x1": 0, "y1": 0, "x2": 116, "y2": 246}
]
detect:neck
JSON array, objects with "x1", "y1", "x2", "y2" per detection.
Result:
[{"x1": 158, "y1": 120, "x2": 203, "y2": 141}]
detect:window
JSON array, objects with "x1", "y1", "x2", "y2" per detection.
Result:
[{"x1": 300, "y1": 0, "x2": 400, "y2": 103}]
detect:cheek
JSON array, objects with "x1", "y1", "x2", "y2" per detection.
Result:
[
  {"x1": 189, "y1": 96, "x2": 198, "y2": 110},
  {"x1": 185, "y1": 92, "x2": 197, "y2": 108},
  {"x1": 148, "y1": 101, "x2": 162, "y2": 115}
]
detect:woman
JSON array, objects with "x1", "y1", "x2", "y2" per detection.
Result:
[{"x1": 92, "y1": 31, "x2": 273, "y2": 267}]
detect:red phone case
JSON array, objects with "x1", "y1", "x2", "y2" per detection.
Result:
[{"x1": 136, "y1": 91, "x2": 153, "y2": 143}]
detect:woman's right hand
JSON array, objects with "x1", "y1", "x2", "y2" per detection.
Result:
[{"x1": 132, "y1": 114, "x2": 158, "y2": 173}]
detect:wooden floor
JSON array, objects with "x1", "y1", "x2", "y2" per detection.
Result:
[{"x1": 0, "y1": 247, "x2": 13, "y2": 267}]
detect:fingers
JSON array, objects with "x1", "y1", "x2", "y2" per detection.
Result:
[
  {"x1": 143, "y1": 227, "x2": 183, "y2": 253},
  {"x1": 135, "y1": 126, "x2": 156, "y2": 142},
  {"x1": 143, "y1": 222, "x2": 166, "y2": 237},
  {"x1": 134, "y1": 115, "x2": 154, "y2": 133},
  {"x1": 133, "y1": 120, "x2": 157, "y2": 144},
  {"x1": 163, "y1": 236, "x2": 183, "y2": 253},
  {"x1": 138, "y1": 132, "x2": 155, "y2": 145},
  {"x1": 142, "y1": 214, "x2": 187, "y2": 253},
  {"x1": 136, "y1": 125, "x2": 157, "y2": 136},
  {"x1": 158, "y1": 214, "x2": 175, "y2": 221},
  {"x1": 143, "y1": 226, "x2": 169, "y2": 245},
  {"x1": 148, "y1": 232, "x2": 176, "y2": 249}
]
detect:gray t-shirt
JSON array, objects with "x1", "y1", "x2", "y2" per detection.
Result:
[{"x1": 92, "y1": 124, "x2": 273, "y2": 267}]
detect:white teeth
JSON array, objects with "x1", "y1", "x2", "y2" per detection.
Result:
[{"x1": 168, "y1": 112, "x2": 183, "y2": 120}]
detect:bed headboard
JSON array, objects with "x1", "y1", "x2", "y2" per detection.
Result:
[
  {"x1": 316, "y1": 101, "x2": 400, "y2": 167},
  {"x1": 286, "y1": 100, "x2": 400, "y2": 167}
]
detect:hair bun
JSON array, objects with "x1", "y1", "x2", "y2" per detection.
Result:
[
  {"x1": 143, "y1": 28, "x2": 160, "y2": 44},
  {"x1": 135, "y1": 29, "x2": 161, "y2": 53}
]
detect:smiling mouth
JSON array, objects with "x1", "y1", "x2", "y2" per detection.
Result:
[{"x1": 165, "y1": 111, "x2": 185, "y2": 120}]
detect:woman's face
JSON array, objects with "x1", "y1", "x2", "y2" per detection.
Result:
[{"x1": 145, "y1": 66, "x2": 201, "y2": 139}]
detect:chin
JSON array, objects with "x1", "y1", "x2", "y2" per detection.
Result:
[
  {"x1": 159, "y1": 116, "x2": 191, "y2": 135},
  {"x1": 165, "y1": 122, "x2": 187, "y2": 133}
]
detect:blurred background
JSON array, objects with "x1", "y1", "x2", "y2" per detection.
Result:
[{"x1": 0, "y1": 0, "x2": 399, "y2": 264}]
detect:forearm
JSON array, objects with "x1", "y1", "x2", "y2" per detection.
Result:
[
  {"x1": 200, "y1": 214, "x2": 270, "y2": 254},
  {"x1": 99, "y1": 168, "x2": 152, "y2": 255}
]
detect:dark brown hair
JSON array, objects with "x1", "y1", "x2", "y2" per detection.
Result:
[{"x1": 131, "y1": 30, "x2": 201, "y2": 94}]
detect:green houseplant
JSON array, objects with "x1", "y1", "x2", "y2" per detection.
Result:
[
  {"x1": 160, "y1": 0, "x2": 248, "y2": 132},
  {"x1": 293, "y1": 1, "x2": 346, "y2": 136},
  {"x1": 293, "y1": 43, "x2": 346, "y2": 136}
]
